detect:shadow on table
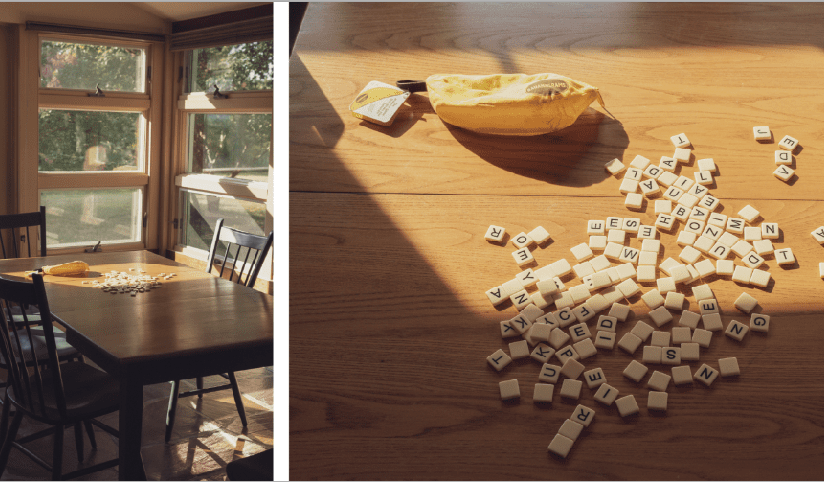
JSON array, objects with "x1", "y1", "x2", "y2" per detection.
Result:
[
  {"x1": 290, "y1": 47, "x2": 573, "y2": 480},
  {"x1": 357, "y1": 96, "x2": 630, "y2": 190},
  {"x1": 444, "y1": 107, "x2": 629, "y2": 188}
]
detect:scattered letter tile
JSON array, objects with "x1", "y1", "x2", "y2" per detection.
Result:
[
  {"x1": 547, "y1": 434, "x2": 574, "y2": 458},
  {"x1": 693, "y1": 364, "x2": 719, "y2": 387},
  {"x1": 594, "y1": 383, "x2": 619, "y2": 405},
  {"x1": 671, "y1": 365, "x2": 693, "y2": 385},
  {"x1": 617, "y1": 333, "x2": 643, "y2": 354},
  {"x1": 647, "y1": 391, "x2": 668, "y2": 412},
  {"x1": 508, "y1": 340, "x2": 530, "y2": 359},
  {"x1": 487, "y1": 349, "x2": 512, "y2": 371},
  {"x1": 583, "y1": 368, "x2": 607, "y2": 389},
  {"x1": 615, "y1": 395, "x2": 640, "y2": 417},
  {"x1": 533, "y1": 383, "x2": 555, "y2": 403},
  {"x1": 571, "y1": 404, "x2": 595, "y2": 427},
  {"x1": 647, "y1": 370, "x2": 671, "y2": 392},
  {"x1": 680, "y1": 342, "x2": 700, "y2": 361},
  {"x1": 725, "y1": 319, "x2": 749, "y2": 341},
  {"x1": 499, "y1": 379, "x2": 520, "y2": 400},
  {"x1": 594, "y1": 331, "x2": 616, "y2": 350},
  {"x1": 485, "y1": 225, "x2": 506, "y2": 243},
  {"x1": 558, "y1": 419, "x2": 583, "y2": 441},
  {"x1": 539, "y1": 363, "x2": 562, "y2": 384},
  {"x1": 734, "y1": 292, "x2": 758, "y2": 313},
  {"x1": 623, "y1": 360, "x2": 648, "y2": 382},
  {"x1": 560, "y1": 357, "x2": 586, "y2": 379},
  {"x1": 560, "y1": 379, "x2": 583, "y2": 400},
  {"x1": 750, "y1": 313, "x2": 770, "y2": 333},
  {"x1": 531, "y1": 343, "x2": 556, "y2": 363},
  {"x1": 718, "y1": 357, "x2": 740, "y2": 377}
]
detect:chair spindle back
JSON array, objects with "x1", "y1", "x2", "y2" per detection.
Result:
[
  {"x1": 205, "y1": 218, "x2": 274, "y2": 288},
  {"x1": 0, "y1": 206, "x2": 47, "y2": 259},
  {"x1": 0, "y1": 274, "x2": 67, "y2": 421}
]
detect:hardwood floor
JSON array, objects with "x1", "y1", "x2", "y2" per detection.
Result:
[{"x1": 0, "y1": 367, "x2": 273, "y2": 481}]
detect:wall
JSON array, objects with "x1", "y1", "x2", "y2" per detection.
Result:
[
  {"x1": 0, "y1": 3, "x2": 169, "y2": 34},
  {"x1": 0, "y1": 23, "x2": 11, "y2": 217}
]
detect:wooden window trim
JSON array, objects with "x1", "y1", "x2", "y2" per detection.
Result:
[
  {"x1": 39, "y1": 172, "x2": 148, "y2": 190},
  {"x1": 39, "y1": 93, "x2": 150, "y2": 110}
]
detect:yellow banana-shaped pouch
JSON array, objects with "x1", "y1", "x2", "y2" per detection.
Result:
[
  {"x1": 425, "y1": 73, "x2": 605, "y2": 136},
  {"x1": 26, "y1": 261, "x2": 89, "y2": 277}
]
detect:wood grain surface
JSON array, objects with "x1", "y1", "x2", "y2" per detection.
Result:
[{"x1": 290, "y1": 3, "x2": 824, "y2": 480}]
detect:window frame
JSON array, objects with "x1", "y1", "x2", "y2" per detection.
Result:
[
  {"x1": 18, "y1": 31, "x2": 164, "y2": 255},
  {"x1": 169, "y1": 43, "x2": 273, "y2": 288}
]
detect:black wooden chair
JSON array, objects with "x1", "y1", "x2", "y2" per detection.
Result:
[
  {"x1": 0, "y1": 273, "x2": 120, "y2": 480},
  {"x1": 0, "y1": 206, "x2": 47, "y2": 322},
  {"x1": 0, "y1": 207, "x2": 82, "y2": 361},
  {"x1": 0, "y1": 208, "x2": 90, "y2": 454},
  {"x1": 0, "y1": 206, "x2": 47, "y2": 261},
  {"x1": 165, "y1": 218, "x2": 273, "y2": 442}
]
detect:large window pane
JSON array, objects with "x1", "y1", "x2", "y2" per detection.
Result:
[
  {"x1": 181, "y1": 191, "x2": 265, "y2": 257},
  {"x1": 40, "y1": 189, "x2": 143, "y2": 248},
  {"x1": 40, "y1": 39, "x2": 146, "y2": 92},
  {"x1": 190, "y1": 41, "x2": 273, "y2": 92},
  {"x1": 187, "y1": 113, "x2": 271, "y2": 182},
  {"x1": 38, "y1": 110, "x2": 143, "y2": 172}
]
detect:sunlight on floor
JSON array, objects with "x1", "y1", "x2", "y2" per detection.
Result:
[{"x1": 0, "y1": 367, "x2": 273, "y2": 481}]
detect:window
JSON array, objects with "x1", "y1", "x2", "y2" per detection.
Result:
[
  {"x1": 173, "y1": 41, "x2": 273, "y2": 279},
  {"x1": 25, "y1": 34, "x2": 162, "y2": 252}
]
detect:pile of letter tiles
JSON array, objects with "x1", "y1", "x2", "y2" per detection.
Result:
[{"x1": 482, "y1": 128, "x2": 807, "y2": 458}]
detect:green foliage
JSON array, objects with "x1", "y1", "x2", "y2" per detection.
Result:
[
  {"x1": 38, "y1": 110, "x2": 140, "y2": 172},
  {"x1": 190, "y1": 113, "x2": 272, "y2": 176},
  {"x1": 40, "y1": 40, "x2": 144, "y2": 92},
  {"x1": 189, "y1": 41, "x2": 274, "y2": 180},
  {"x1": 193, "y1": 41, "x2": 273, "y2": 92}
]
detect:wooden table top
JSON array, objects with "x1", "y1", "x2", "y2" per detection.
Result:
[
  {"x1": 0, "y1": 251, "x2": 273, "y2": 368},
  {"x1": 290, "y1": 3, "x2": 824, "y2": 479}
]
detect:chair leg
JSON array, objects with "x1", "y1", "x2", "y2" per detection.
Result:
[
  {"x1": 53, "y1": 425, "x2": 64, "y2": 480},
  {"x1": 0, "y1": 391, "x2": 10, "y2": 442},
  {"x1": 83, "y1": 420, "x2": 97, "y2": 449},
  {"x1": 0, "y1": 411, "x2": 22, "y2": 477},
  {"x1": 73, "y1": 422, "x2": 84, "y2": 462},
  {"x1": 196, "y1": 377, "x2": 204, "y2": 398},
  {"x1": 227, "y1": 371, "x2": 247, "y2": 427},
  {"x1": 165, "y1": 380, "x2": 181, "y2": 443}
]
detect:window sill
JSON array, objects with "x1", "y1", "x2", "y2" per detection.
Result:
[{"x1": 175, "y1": 173, "x2": 268, "y2": 200}]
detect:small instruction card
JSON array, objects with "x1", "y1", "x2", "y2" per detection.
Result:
[{"x1": 349, "y1": 80, "x2": 411, "y2": 126}]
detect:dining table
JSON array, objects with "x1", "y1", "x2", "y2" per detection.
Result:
[
  {"x1": 0, "y1": 250, "x2": 273, "y2": 480},
  {"x1": 290, "y1": 2, "x2": 824, "y2": 480}
]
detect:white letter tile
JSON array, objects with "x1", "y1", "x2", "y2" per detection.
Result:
[
  {"x1": 485, "y1": 225, "x2": 506, "y2": 243},
  {"x1": 500, "y1": 379, "x2": 521, "y2": 400},
  {"x1": 487, "y1": 349, "x2": 512, "y2": 371},
  {"x1": 615, "y1": 395, "x2": 640, "y2": 417}
]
